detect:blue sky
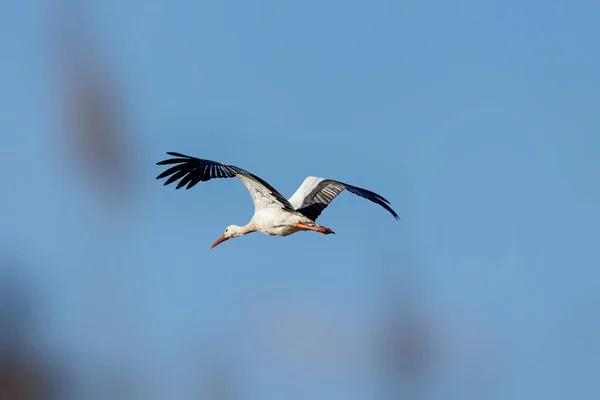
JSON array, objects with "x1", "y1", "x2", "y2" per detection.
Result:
[{"x1": 1, "y1": 0, "x2": 599, "y2": 399}]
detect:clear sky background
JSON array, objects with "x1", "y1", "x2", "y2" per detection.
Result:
[{"x1": 1, "y1": 1, "x2": 599, "y2": 399}]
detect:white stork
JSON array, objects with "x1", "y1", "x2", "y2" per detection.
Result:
[{"x1": 156, "y1": 152, "x2": 399, "y2": 248}]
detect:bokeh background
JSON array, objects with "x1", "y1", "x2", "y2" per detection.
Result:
[{"x1": 1, "y1": 0, "x2": 599, "y2": 399}]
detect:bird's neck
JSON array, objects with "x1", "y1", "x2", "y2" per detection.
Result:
[{"x1": 240, "y1": 221, "x2": 258, "y2": 235}]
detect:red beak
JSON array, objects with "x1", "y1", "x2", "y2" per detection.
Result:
[{"x1": 210, "y1": 234, "x2": 228, "y2": 249}]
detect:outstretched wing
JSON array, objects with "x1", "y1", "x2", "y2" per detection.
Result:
[
  {"x1": 288, "y1": 176, "x2": 399, "y2": 221},
  {"x1": 156, "y1": 152, "x2": 294, "y2": 211}
]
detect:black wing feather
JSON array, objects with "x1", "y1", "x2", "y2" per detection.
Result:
[
  {"x1": 166, "y1": 152, "x2": 191, "y2": 158},
  {"x1": 165, "y1": 169, "x2": 189, "y2": 186},
  {"x1": 155, "y1": 152, "x2": 237, "y2": 189},
  {"x1": 156, "y1": 164, "x2": 184, "y2": 179},
  {"x1": 156, "y1": 158, "x2": 188, "y2": 166},
  {"x1": 344, "y1": 184, "x2": 399, "y2": 219}
]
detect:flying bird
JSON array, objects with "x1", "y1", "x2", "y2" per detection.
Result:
[{"x1": 156, "y1": 152, "x2": 399, "y2": 248}]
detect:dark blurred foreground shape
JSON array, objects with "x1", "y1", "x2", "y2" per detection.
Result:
[
  {"x1": 376, "y1": 261, "x2": 434, "y2": 400},
  {"x1": 53, "y1": 0, "x2": 133, "y2": 207},
  {"x1": 0, "y1": 357, "x2": 50, "y2": 400},
  {"x1": 0, "y1": 255, "x2": 55, "y2": 400}
]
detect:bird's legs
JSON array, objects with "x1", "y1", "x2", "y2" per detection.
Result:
[{"x1": 293, "y1": 223, "x2": 335, "y2": 235}]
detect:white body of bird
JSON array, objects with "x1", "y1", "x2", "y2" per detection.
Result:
[{"x1": 243, "y1": 209, "x2": 321, "y2": 236}]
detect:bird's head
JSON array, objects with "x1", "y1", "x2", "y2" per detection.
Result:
[{"x1": 210, "y1": 225, "x2": 244, "y2": 249}]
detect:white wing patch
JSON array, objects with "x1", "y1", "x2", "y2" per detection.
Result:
[
  {"x1": 288, "y1": 176, "x2": 326, "y2": 209},
  {"x1": 237, "y1": 175, "x2": 291, "y2": 211}
]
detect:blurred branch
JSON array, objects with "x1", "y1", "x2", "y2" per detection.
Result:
[
  {"x1": 0, "y1": 254, "x2": 55, "y2": 400},
  {"x1": 52, "y1": 0, "x2": 133, "y2": 206}
]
